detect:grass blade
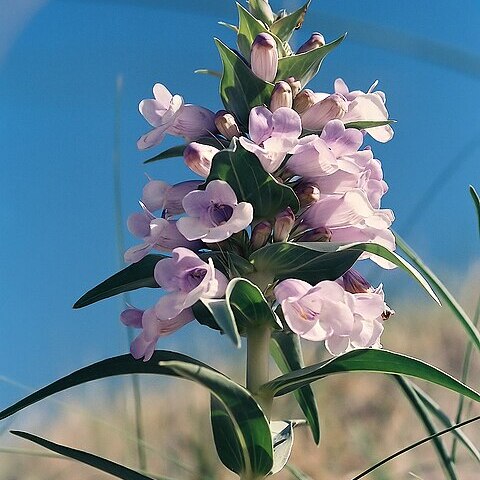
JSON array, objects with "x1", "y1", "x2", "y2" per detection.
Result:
[
  {"x1": 349, "y1": 415, "x2": 480, "y2": 480},
  {"x1": 394, "y1": 376, "x2": 458, "y2": 479},
  {"x1": 469, "y1": 185, "x2": 480, "y2": 236},
  {"x1": 394, "y1": 232, "x2": 480, "y2": 351}
]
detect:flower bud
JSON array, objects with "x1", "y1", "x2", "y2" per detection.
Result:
[
  {"x1": 251, "y1": 0, "x2": 275, "y2": 25},
  {"x1": 285, "y1": 77, "x2": 302, "y2": 98},
  {"x1": 250, "y1": 220, "x2": 272, "y2": 250},
  {"x1": 295, "y1": 183, "x2": 321, "y2": 207},
  {"x1": 251, "y1": 33, "x2": 278, "y2": 83},
  {"x1": 273, "y1": 207, "x2": 295, "y2": 242},
  {"x1": 298, "y1": 226, "x2": 332, "y2": 242},
  {"x1": 296, "y1": 32, "x2": 326, "y2": 54},
  {"x1": 301, "y1": 93, "x2": 348, "y2": 131},
  {"x1": 342, "y1": 269, "x2": 373, "y2": 294},
  {"x1": 215, "y1": 110, "x2": 241, "y2": 140},
  {"x1": 270, "y1": 81, "x2": 293, "y2": 111},
  {"x1": 165, "y1": 180, "x2": 202, "y2": 216},
  {"x1": 293, "y1": 89, "x2": 317, "y2": 114},
  {"x1": 184, "y1": 142, "x2": 219, "y2": 178}
]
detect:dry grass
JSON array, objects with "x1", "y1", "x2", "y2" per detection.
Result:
[{"x1": 1, "y1": 266, "x2": 479, "y2": 480}]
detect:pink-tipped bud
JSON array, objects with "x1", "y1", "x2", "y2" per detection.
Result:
[
  {"x1": 250, "y1": 220, "x2": 272, "y2": 250},
  {"x1": 273, "y1": 207, "x2": 295, "y2": 242},
  {"x1": 251, "y1": 33, "x2": 278, "y2": 83},
  {"x1": 285, "y1": 77, "x2": 302, "y2": 98},
  {"x1": 295, "y1": 183, "x2": 321, "y2": 207},
  {"x1": 215, "y1": 110, "x2": 241, "y2": 140},
  {"x1": 301, "y1": 93, "x2": 348, "y2": 130},
  {"x1": 298, "y1": 226, "x2": 332, "y2": 242},
  {"x1": 293, "y1": 89, "x2": 317, "y2": 114},
  {"x1": 270, "y1": 81, "x2": 293, "y2": 112},
  {"x1": 296, "y1": 32, "x2": 326, "y2": 54},
  {"x1": 342, "y1": 269, "x2": 373, "y2": 294},
  {"x1": 184, "y1": 142, "x2": 219, "y2": 178}
]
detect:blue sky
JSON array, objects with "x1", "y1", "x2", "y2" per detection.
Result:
[{"x1": 1, "y1": 0, "x2": 479, "y2": 406}]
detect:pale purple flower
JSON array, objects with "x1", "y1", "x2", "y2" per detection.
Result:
[
  {"x1": 296, "y1": 32, "x2": 326, "y2": 54},
  {"x1": 154, "y1": 247, "x2": 228, "y2": 320},
  {"x1": 125, "y1": 213, "x2": 202, "y2": 263},
  {"x1": 137, "y1": 83, "x2": 216, "y2": 150},
  {"x1": 301, "y1": 189, "x2": 396, "y2": 268},
  {"x1": 239, "y1": 106, "x2": 303, "y2": 173},
  {"x1": 120, "y1": 307, "x2": 144, "y2": 329},
  {"x1": 130, "y1": 307, "x2": 194, "y2": 361},
  {"x1": 275, "y1": 278, "x2": 386, "y2": 355},
  {"x1": 250, "y1": 33, "x2": 278, "y2": 82},
  {"x1": 142, "y1": 179, "x2": 202, "y2": 216},
  {"x1": 274, "y1": 279, "x2": 355, "y2": 341},
  {"x1": 324, "y1": 285, "x2": 386, "y2": 355},
  {"x1": 177, "y1": 180, "x2": 253, "y2": 243},
  {"x1": 335, "y1": 78, "x2": 394, "y2": 143}
]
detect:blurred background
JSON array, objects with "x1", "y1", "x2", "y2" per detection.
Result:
[{"x1": 1, "y1": 0, "x2": 479, "y2": 478}]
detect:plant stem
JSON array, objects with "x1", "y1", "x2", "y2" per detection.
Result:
[{"x1": 246, "y1": 324, "x2": 273, "y2": 418}]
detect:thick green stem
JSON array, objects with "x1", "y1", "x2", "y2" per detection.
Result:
[{"x1": 246, "y1": 324, "x2": 273, "y2": 419}]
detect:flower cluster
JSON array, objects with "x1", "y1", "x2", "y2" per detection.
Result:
[{"x1": 122, "y1": 7, "x2": 396, "y2": 360}]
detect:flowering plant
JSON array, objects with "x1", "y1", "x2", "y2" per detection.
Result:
[{"x1": 2, "y1": 1, "x2": 480, "y2": 479}]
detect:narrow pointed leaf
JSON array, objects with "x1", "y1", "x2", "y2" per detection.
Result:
[
  {"x1": 227, "y1": 278, "x2": 280, "y2": 330},
  {"x1": 395, "y1": 232, "x2": 480, "y2": 350},
  {"x1": 345, "y1": 120, "x2": 396, "y2": 130},
  {"x1": 199, "y1": 298, "x2": 241, "y2": 348},
  {"x1": 193, "y1": 69, "x2": 222, "y2": 77},
  {"x1": 470, "y1": 185, "x2": 480, "y2": 236},
  {"x1": 270, "y1": 1, "x2": 310, "y2": 42},
  {"x1": 215, "y1": 38, "x2": 274, "y2": 126},
  {"x1": 143, "y1": 144, "x2": 186, "y2": 164},
  {"x1": 159, "y1": 360, "x2": 273, "y2": 476},
  {"x1": 394, "y1": 377, "x2": 458, "y2": 479},
  {"x1": 218, "y1": 21, "x2": 239, "y2": 33},
  {"x1": 270, "y1": 331, "x2": 320, "y2": 444},
  {"x1": 248, "y1": 0, "x2": 274, "y2": 25},
  {"x1": 73, "y1": 255, "x2": 163, "y2": 309},
  {"x1": 11, "y1": 431, "x2": 154, "y2": 480},
  {"x1": 249, "y1": 242, "x2": 361, "y2": 284},
  {"x1": 275, "y1": 34, "x2": 345, "y2": 87},
  {"x1": 399, "y1": 378, "x2": 480, "y2": 463},
  {"x1": 261, "y1": 349, "x2": 480, "y2": 404},
  {"x1": 205, "y1": 140, "x2": 299, "y2": 218}
]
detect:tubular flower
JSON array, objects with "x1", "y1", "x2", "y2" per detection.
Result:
[
  {"x1": 300, "y1": 93, "x2": 348, "y2": 131},
  {"x1": 239, "y1": 106, "x2": 303, "y2": 173},
  {"x1": 137, "y1": 83, "x2": 216, "y2": 150},
  {"x1": 184, "y1": 142, "x2": 220, "y2": 178},
  {"x1": 154, "y1": 247, "x2": 228, "y2": 320},
  {"x1": 177, "y1": 180, "x2": 253, "y2": 243}
]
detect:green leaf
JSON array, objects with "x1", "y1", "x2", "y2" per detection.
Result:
[
  {"x1": 270, "y1": 331, "x2": 320, "y2": 444},
  {"x1": 270, "y1": 420, "x2": 295, "y2": 474},
  {"x1": 73, "y1": 254, "x2": 163, "y2": 309},
  {"x1": 344, "y1": 120, "x2": 396, "y2": 130},
  {"x1": 248, "y1": 0, "x2": 275, "y2": 25},
  {"x1": 215, "y1": 38, "x2": 274, "y2": 126},
  {"x1": 275, "y1": 34, "x2": 345, "y2": 87},
  {"x1": 398, "y1": 377, "x2": 480, "y2": 463},
  {"x1": 470, "y1": 185, "x2": 480, "y2": 237},
  {"x1": 227, "y1": 278, "x2": 280, "y2": 330},
  {"x1": 194, "y1": 69, "x2": 222, "y2": 78},
  {"x1": 210, "y1": 397, "x2": 245, "y2": 474},
  {"x1": 201, "y1": 250, "x2": 255, "y2": 278},
  {"x1": 261, "y1": 349, "x2": 480, "y2": 405},
  {"x1": 199, "y1": 298, "x2": 240, "y2": 348},
  {"x1": 394, "y1": 377, "x2": 458, "y2": 479},
  {"x1": 270, "y1": 1, "x2": 310, "y2": 42},
  {"x1": 395, "y1": 232, "x2": 480, "y2": 350},
  {"x1": 143, "y1": 136, "x2": 228, "y2": 164},
  {"x1": 205, "y1": 140, "x2": 299, "y2": 219},
  {"x1": 249, "y1": 241, "x2": 361, "y2": 284},
  {"x1": 0, "y1": 352, "x2": 273, "y2": 478},
  {"x1": 160, "y1": 360, "x2": 273, "y2": 476},
  {"x1": 11, "y1": 431, "x2": 154, "y2": 480}
]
